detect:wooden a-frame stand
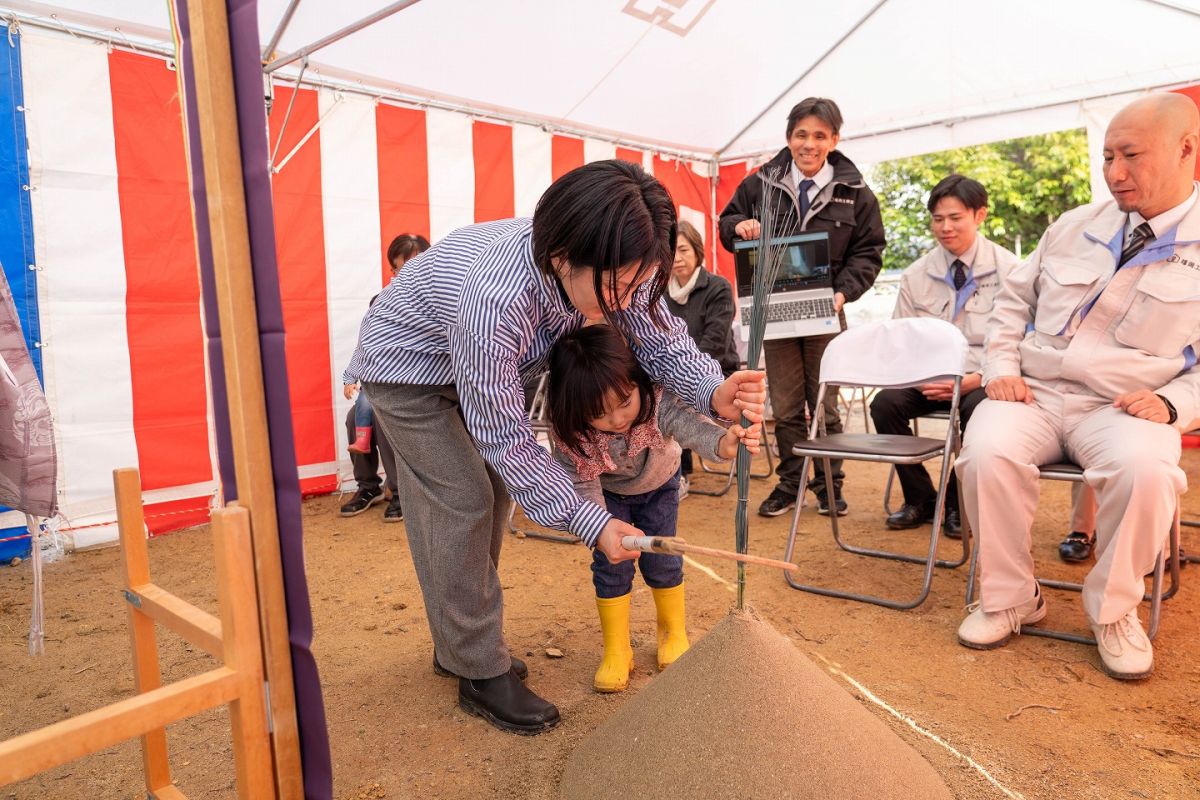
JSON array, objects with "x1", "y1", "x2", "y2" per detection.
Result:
[{"x1": 0, "y1": 468, "x2": 274, "y2": 794}]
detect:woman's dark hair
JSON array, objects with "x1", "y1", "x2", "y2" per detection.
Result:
[
  {"x1": 532, "y1": 159, "x2": 677, "y2": 329},
  {"x1": 927, "y1": 174, "x2": 989, "y2": 213},
  {"x1": 387, "y1": 233, "x2": 431, "y2": 267},
  {"x1": 675, "y1": 220, "x2": 705, "y2": 270},
  {"x1": 545, "y1": 325, "x2": 657, "y2": 458},
  {"x1": 786, "y1": 97, "x2": 844, "y2": 139}
]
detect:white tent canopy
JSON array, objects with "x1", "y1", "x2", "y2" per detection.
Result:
[{"x1": 7, "y1": 0, "x2": 1200, "y2": 169}]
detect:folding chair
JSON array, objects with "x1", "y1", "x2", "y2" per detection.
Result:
[
  {"x1": 882, "y1": 409, "x2": 951, "y2": 515},
  {"x1": 964, "y1": 462, "x2": 1182, "y2": 644},
  {"x1": 781, "y1": 318, "x2": 971, "y2": 609},
  {"x1": 507, "y1": 372, "x2": 576, "y2": 544},
  {"x1": 838, "y1": 385, "x2": 873, "y2": 433}
]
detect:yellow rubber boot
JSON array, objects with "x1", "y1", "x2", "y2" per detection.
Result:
[
  {"x1": 594, "y1": 594, "x2": 634, "y2": 693},
  {"x1": 651, "y1": 583, "x2": 690, "y2": 670}
]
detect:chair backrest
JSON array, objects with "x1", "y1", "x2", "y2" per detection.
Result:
[{"x1": 819, "y1": 317, "x2": 968, "y2": 389}]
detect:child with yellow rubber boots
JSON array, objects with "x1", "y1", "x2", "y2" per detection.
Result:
[{"x1": 546, "y1": 325, "x2": 763, "y2": 692}]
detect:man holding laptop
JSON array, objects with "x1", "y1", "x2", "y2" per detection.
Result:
[{"x1": 719, "y1": 97, "x2": 885, "y2": 518}]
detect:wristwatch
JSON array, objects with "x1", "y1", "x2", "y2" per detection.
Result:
[{"x1": 1156, "y1": 394, "x2": 1178, "y2": 425}]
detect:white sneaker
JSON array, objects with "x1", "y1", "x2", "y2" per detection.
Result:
[
  {"x1": 1090, "y1": 609, "x2": 1153, "y2": 680},
  {"x1": 677, "y1": 476, "x2": 690, "y2": 501},
  {"x1": 957, "y1": 589, "x2": 1047, "y2": 650}
]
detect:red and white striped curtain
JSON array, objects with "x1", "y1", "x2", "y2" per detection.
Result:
[{"x1": 20, "y1": 30, "x2": 727, "y2": 543}]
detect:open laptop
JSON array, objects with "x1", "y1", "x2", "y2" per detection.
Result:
[{"x1": 733, "y1": 231, "x2": 838, "y2": 340}]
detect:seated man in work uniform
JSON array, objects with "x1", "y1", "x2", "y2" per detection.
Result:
[{"x1": 956, "y1": 93, "x2": 1200, "y2": 680}]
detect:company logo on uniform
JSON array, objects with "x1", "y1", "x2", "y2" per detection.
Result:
[
  {"x1": 832, "y1": 197, "x2": 854, "y2": 205},
  {"x1": 1167, "y1": 254, "x2": 1200, "y2": 270}
]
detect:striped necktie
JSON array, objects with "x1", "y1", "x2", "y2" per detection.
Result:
[{"x1": 1118, "y1": 222, "x2": 1154, "y2": 267}]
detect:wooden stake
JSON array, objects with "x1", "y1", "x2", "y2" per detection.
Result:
[
  {"x1": 182, "y1": 2, "x2": 303, "y2": 795},
  {"x1": 622, "y1": 535, "x2": 799, "y2": 572}
]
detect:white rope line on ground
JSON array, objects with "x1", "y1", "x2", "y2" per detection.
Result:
[
  {"x1": 811, "y1": 651, "x2": 1027, "y2": 800},
  {"x1": 682, "y1": 555, "x2": 735, "y2": 592}
]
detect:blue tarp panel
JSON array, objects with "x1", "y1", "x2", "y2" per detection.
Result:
[{"x1": 0, "y1": 30, "x2": 42, "y2": 562}]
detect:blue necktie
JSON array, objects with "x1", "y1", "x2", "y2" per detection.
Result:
[{"x1": 798, "y1": 178, "x2": 815, "y2": 221}]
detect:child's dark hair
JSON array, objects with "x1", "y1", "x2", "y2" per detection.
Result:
[
  {"x1": 546, "y1": 325, "x2": 657, "y2": 458},
  {"x1": 532, "y1": 159, "x2": 677, "y2": 330},
  {"x1": 387, "y1": 233, "x2": 431, "y2": 267}
]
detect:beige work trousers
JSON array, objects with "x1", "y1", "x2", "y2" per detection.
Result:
[{"x1": 957, "y1": 386, "x2": 1184, "y2": 625}]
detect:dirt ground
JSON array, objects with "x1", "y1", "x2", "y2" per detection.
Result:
[{"x1": 2, "y1": 420, "x2": 1199, "y2": 799}]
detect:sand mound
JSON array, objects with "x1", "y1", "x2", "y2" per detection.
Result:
[{"x1": 560, "y1": 609, "x2": 952, "y2": 800}]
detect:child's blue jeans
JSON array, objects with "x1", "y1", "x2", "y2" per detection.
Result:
[
  {"x1": 353, "y1": 389, "x2": 374, "y2": 428},
  {"x1": 592, "y1": 469, "x2": 683, "y2": 598}
]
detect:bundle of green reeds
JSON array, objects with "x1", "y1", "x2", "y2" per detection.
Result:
[{"x1": 734, "y1": 168, "x2": 789, "y2": 609}]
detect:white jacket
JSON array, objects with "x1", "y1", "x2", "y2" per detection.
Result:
[
  {"x1": 983, "y1": 189, "x2": 1200, "y2": 429},
  {"x1": 893, "y1": 236, "x2": 1018, "y2": 373}
]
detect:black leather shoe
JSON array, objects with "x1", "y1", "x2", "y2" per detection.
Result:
[
  {"x1": 339, "y1": 487, "x2": 383, "y2": 517},
  {"x1": 458, "y1": 668, "x2": 560, "y2": 735},
  {"x1": 886, "y1": 502, "x2": 934, "y2": 530},
  {"x1": 383, "y1": 495, "x2": 404, "y2": 522},
  {"x1": 942, "y1": 508, "x2": 963, "y2": 539},
  {"x1": 435, "y1": 652, "x2": 528, "y2": 681},
  {"x1": 1058, "y1": 531, "x2": 1094, "y2": 563},
  {"x1": 757, "y1": 487, "x2": 797, "y2": 517}
]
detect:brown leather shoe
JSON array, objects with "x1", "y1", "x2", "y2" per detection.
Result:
[{"x1": 458, "y1": 668, "x2": 560, "y2": 735}]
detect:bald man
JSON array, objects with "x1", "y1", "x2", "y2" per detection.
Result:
[{"x1": 956, "y1": 93, "x2": 1199, "y2": 679}]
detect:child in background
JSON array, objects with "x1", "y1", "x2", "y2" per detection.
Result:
[
  {"x1": 345, "y1": 234, "x2": 432, "y2": 456},
  {"x1": 546, "y1": 325, "x2": 763, "y2": 692}
]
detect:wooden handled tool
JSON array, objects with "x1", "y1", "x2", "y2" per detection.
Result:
[{"x1": 621, "y1": 535, "x2": 798, "y2": 572}]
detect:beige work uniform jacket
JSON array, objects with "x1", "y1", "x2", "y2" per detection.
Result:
[
  {"x1": 982, "y1": 192, "x2": 1200, "y2": 429},
  {"x1": 894, "y1": 237, "x2": 1019, "y2": 373}
]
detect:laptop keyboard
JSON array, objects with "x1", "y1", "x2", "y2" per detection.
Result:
[{"x1": 765, "y1": 296, "x2": 835, "y2": 322}]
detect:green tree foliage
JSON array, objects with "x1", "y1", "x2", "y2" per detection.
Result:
[{"x1": 869, "y1": 129, "x2": 1093, "y2": 272}]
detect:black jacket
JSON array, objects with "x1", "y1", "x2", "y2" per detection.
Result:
[
  {"x1": 664, "y1": 268, "x2": 739, "y2": 377},
  {"x1": 718, "y1": 148, "x2": 884, "y2": 303}
]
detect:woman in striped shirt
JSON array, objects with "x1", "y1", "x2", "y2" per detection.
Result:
[{"x1": 346, "y1": 160, "x2": 765, "y2": 735}]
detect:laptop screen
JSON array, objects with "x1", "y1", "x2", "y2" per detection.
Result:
[{"x1": 733, "y1": 232, "x2": 831, "y2": 295}]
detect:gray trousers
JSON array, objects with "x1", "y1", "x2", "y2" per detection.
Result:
[
  {"x1": 345, "y1": 405, "x2": 398, "y2": 495},
  {"x1": 363, "y1": 381, "x2": 512, "y2": 679}
]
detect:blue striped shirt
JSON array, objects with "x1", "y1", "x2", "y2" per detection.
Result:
[{"x1": 345, "y1": 218, "x2": 724, "y2": 546}]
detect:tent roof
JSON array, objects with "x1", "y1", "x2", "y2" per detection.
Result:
[{"x1": 8, "y1": 0, "x2": 1200, "y2": 162}]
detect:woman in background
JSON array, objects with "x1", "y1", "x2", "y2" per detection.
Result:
[{"x1": 664, "y1": 220, "x2": 739, "y2": 496}]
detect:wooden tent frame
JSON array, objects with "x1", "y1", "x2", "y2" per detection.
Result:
[{"x1": 0, "y1": 1, "x2": 306, "y2": 795}]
